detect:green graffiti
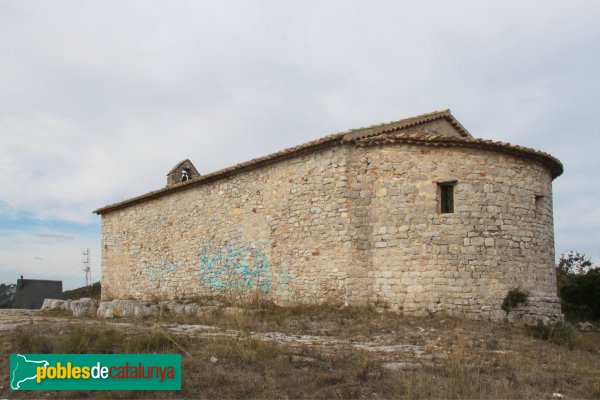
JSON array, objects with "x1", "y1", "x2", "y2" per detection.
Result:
[
  {"x1": 143, "y1": 259, "x2": 177, "y2": 283},
  {"x1": 198, "y1": 242, "x2": 271, "y2": 292}
]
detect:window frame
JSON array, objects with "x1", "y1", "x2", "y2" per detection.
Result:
[{"x1": 438, "y1": 180, "x2": 457, "y2": 214}]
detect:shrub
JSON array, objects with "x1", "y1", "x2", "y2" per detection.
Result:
[
  {"x1": 525, "y1": 320, "x2": 576, "y2": 348},
  {"x1": 559, "y1": 268, "x2": 600, "y2": 320},
  {"x1": 63, "y1": 281, "x2": 101, "y2": 300},
  {"x1": 501, "y1": 288, "x2": 529, "y2": 314}
]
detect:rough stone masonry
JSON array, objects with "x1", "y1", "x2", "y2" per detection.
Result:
[{"x1": 94, "y1": 110, "x2": 564, "y2": 322}]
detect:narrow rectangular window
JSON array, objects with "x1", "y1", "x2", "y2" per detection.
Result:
[
  {"x1": 439, "y1": 183, "x2": 455, "y2": 214},
  {"x1": 535, "y1": 195, "x2": 545, "y2": 218}
]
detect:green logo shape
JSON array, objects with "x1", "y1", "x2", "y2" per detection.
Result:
[{"x1": 10, "y1": 354, "x2": 181, "y2": 391}]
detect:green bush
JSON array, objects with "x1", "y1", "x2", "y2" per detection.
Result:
[
  {"x1": 556, "y1": 251, "x2": 600, "y2": 321},
  {"x1": 525, "y1": 321, "x2": 576, "y2": 348},
  {"x1": 501, "y1": 288, "x2": 529, "y2": 314},
  {"x1": 559, "y1": 268, "x2": 600, "y2": 320},
  {"x1": 63, "y1": 281, "x2": 101, "y2": 300}
]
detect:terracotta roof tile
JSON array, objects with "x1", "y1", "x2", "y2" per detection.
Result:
[
  {"x1": 356, "y1": 132, "x2": 563, "y2": 178},
  {"x1": 341, "y1": 109, "x2": 470, "y2": 141},
  {"x1": 94, "y1": 110, "x2": 560, "y2": 215}
]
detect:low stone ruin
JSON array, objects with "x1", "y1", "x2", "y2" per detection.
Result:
[
  {"x1": 41, "y1": 298, "x2": 98, "y2": 317},
  {"x1": 41, "y1": 298, "x2": 237, "y2": 318},
  {"x1": 40, "y1": 296, "x2": 559, "y2": 325}
]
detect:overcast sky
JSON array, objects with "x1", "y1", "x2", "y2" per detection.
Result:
[{"x1": 0, "y1": 1, "x2": 598, "y2": 289}]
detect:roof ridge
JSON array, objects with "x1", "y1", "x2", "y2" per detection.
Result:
[
  {"x1": 341, "y1": 109, "x2": 471, "y2": 142},
  {"x1": 94, "y1": 110, "x2": 559, "y2": 215}
]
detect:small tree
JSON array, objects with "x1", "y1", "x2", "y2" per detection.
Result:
[
  {"x1": 556, "y1": 251, "x2": 599, "y2": 321},
  {"x1": 557, "y1": 250, "x2": 593, "y2": 277}
]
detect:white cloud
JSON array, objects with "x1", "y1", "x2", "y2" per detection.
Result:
[
  {"x1": 34, "y1": 231, "x2": 75, "y2": 242},
  {"x1": 0, "y1": 0, "x2": 598, "y2": 268},
  {"x1": 0, "y1": 230, "x2": 100, "y2": 290}
]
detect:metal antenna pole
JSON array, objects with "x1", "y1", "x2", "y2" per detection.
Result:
[{"x1": 82, "y1": 248, "x2": 91, "y2": 286}]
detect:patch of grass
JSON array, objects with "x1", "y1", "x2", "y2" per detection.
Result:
[
  {"x1": 204, "y1": 337, "x2": 280, "y2": 364},
  {"x1": 168, "y1": 301, "x2": 385, "y2": 338},
  {"x1": 15, "y1": 324, "x2": 189, "y2": 356},
  {"x1": 17, "y1": 331, "x2": 54, "y2": 353},
  {"x1": 575, "y1": 330, "x2": 600, "y2": 353},
  {"x1": 42, "y1": 309, "x2": 74, "y2": 318},
  {"x1": 64, "y1": 326, "x2": 122, "y2": 353},
  {"x1": 525, "y1": 321, "x2": 577, "y2": 348},
  {"x1": 233, "y1": 301, "x2": 386, "y2": 337},
  {"x1": 3, "y1": 305, "x2": 600, "y2": 399},
  {"x1": 445, "y1": 341, "x2": 470, "y2": 396},
  {"x1": 125, "y1": 332, "x2": 187, "y2": 353}
]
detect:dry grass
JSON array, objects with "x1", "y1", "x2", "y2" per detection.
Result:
[
  {"x1": 1, "y1": 303, "x2": 599, "y2": 399},
  {"x1": 166, "y1": 300, "x2": 419, "y2": 339}
]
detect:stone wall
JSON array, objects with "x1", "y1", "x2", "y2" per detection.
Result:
[
  {"x1": 101, "y1": 145, "x2": 354, "y2": 305},
  {"x1": 100, "y1": 141, "x2": 561, "y2": 321},
  {"x1": 362, "y1": 144, "x2": 560, "y2": 320}
]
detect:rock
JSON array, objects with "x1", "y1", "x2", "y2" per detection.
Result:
[
  {"x1": 172, "y1": 304, "x2": 186, "y2": 315},
  {"x1": 96, "y1": 302, "x2": 115, "y2": 318},
  {"x1": 490, "y1": 310, "x2": 506, "y2": 322},
  {"x1": 41, "y1": 298, "x2": 71, "y2": 311},
  {"x1": 223, "y1": 307, "x2": 245, "y2": 315},
  {"x1": 70, "y1": 298, "x2": 99, "y2": 317},
  {"x1": 42, "y1": 297, "x2": 99, "y2": 317},
  {"x1": 196, "y1": 306, "x2": 219, "y2": 316},
  {"x1": 575, "y1": 322, "x2": 593, "y2": 331},
  {"x1": 118, "y1": 300, "x2": 158, "y2": 317},
  {"x1": 382, "y1": 362, "x2": 422, "y2": 371},
  {"x1": 97, "y1": 300, "x2": 159, "y2": 318},
  {"x1": 157, "y1": 301, "x2": 213, "y2": 316},
  {"x1": 184, "y1": 304, "x2": 199, "y2": 315},
  {"x1": 290, "y1": 355, "x2": 316, "y2": 364},
  {"x1": 353, "y1": 342, "x2": 426, "y2": 355},
  {"x1": 158, "y1": 301, "x2": 171, "y2": 313}
]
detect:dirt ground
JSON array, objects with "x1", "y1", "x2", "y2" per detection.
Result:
[{"x1": 1, "y1": 305, "x2": 599, "y2": 399}]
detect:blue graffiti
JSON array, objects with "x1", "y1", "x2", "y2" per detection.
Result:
[
  {"x1": 143, "y1": 259, "x2": 177, "y2": 283},
  {"x1": 276, "y1": 266, "x2": 291, "y2": 295},
  {"x1": 198, "y1": 242, "x2": 271, "y2": 292}
]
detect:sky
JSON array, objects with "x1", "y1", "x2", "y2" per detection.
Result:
[{"x1": 0, "y1": 1, "x2": 599, "y2": 290}]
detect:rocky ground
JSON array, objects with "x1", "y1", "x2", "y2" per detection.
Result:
[{"x1": 1, "y1": 303, "x2": 599, "y2": 399}]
